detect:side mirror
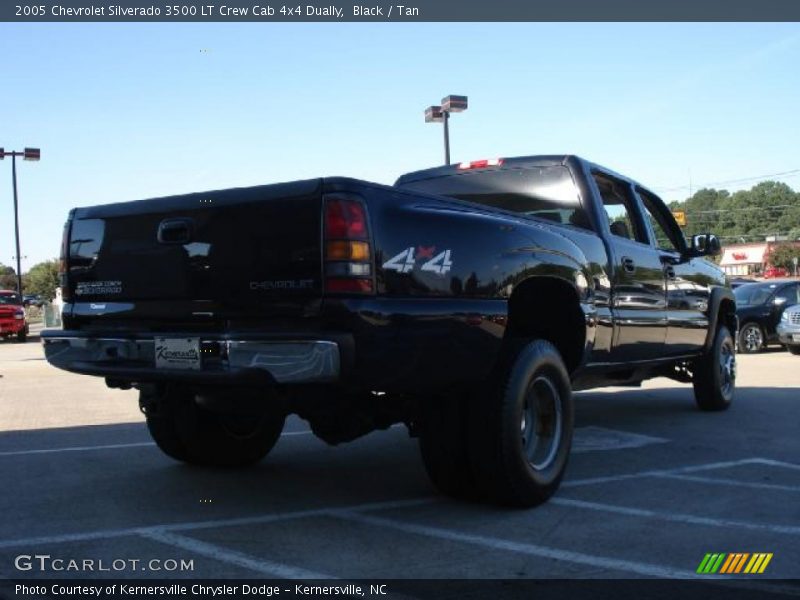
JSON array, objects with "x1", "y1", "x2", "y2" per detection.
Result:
[
  {"x1": 773, "y1": 296, "x2": 788, "y2": 306},
  {"x1": 689, "y1": 233, "x2": 721, "y2": 257}
]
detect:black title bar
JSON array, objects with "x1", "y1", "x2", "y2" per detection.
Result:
[{"x1": 4, "y1": 0, "x2": 800, "y2": 22}]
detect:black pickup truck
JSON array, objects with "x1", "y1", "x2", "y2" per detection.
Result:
[{"x1": 43, "y1": 155, "x2": 737, "y2": 507}]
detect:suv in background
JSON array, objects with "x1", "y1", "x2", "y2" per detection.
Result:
[
  {"x1": 734, "y1": 280, "x2": 800, "y2": 353},
  {"x1": 0, "y1": 290, "x2": 28, "y2": 342}
]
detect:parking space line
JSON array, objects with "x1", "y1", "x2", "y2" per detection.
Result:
[
  {"x1": 0, "y1": 497, "x2": 435, "y2": 550},
  {"x1": 551, "y1": 498, "x2": 800, "y2": 535},
  {"x1": 658, "y1": 473, "x2": 800, "y2": 493},
  {"x1": 330, "y1": 510, "x2": 700, "y2": 578},
  {"x1": 563, "y1": 458, "x2": 774, "y2": 488},
  {"x1": 0, "y1": 430, "x2": 315, "y2": 458},
  {"x1": 142, "y1": 529, "x2": 335, "y2": 579},
  {"x1": 0, "y1": 442, "x2": 154, "y2": 457}
]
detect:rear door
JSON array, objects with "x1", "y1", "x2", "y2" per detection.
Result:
[{"x1": 591, "y1": 171, "x2": 667, "y2": 362}]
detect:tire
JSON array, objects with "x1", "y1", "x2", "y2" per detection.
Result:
[
  {"x1": 142, "y1": 387, "x2": 285, "y2": 466},
  {"x1": 737, "y1": 322, "x2": 764, "y2": 354},
  {"x1": 787, "y1": 345, "x2": 800, "y2": 356},
  {"x1": 16, "y1": 330, "x2": 27, "y2": 343},
  {"x1": 418, "y1": 394, "x2": 476, "y2": 499},
  {"x1": 693, "y1": 325, "x2": 736, "y2": 411},
  {"x1": 468, "y1": 339, "x2": 574, "y2": 507}
]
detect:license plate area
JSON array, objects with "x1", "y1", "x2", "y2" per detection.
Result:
[
  {"x1": 792, "y1": 334, "x2": 800, "y2": 343},
  {"x1": 155, "y1": 337, "x2": 201, "y2": 370}
]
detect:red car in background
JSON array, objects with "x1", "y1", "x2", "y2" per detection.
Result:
[
  {"x1": 763, "y1": 266, "x2": 789, "y2": 279},
  {"x1": 0, "y1": 290, "x2": 28, "y2": 342}
]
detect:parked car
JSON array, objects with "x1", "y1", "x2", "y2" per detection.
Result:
[
  {"x1": 763, "y1": 266, "x2": 789, "y2": 279},
  {"x1": 22, "y1": 294, "x2": 44, "y2": 307},
  {"x1": 0, "y1": 290, "x2": 29, "y2": 342},
  {"x1": 42, "y1": 154, "x2": 735, "y2": 507},
  {"x1": 734, "y1": 280, "x2": 800, "y2": 353},
  {"x1": 777, "y1": 304, "x2": 800, "y2": 355}
]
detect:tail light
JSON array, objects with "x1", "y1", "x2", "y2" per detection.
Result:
[{"x1": 324, "y1": 197, "x2": 373, "y2": 294}]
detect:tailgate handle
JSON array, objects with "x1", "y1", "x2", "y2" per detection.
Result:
[{"x1": 157, "y1": 218, "x2": 193, "y2": 244}]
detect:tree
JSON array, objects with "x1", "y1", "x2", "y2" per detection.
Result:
[
  {"x1": 769, "y1": 244, "x2": 800, "y2": 273},
  {"x1": 23, "y1": 260, "x2": 60, "y2": 300},
  {"x1": 0, "y1": 263, "x2": 17, "y2": 291}
]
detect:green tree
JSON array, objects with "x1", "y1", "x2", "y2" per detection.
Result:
[
  {"x1": 769, "y1": 244, "x2": 800, "y2": 273},
  {"x1": 23, "y1": 260, "x2": 60, "y2": 300},
  {"x1": 0, "y1": 263, "x2": 17, "y2": 291}
]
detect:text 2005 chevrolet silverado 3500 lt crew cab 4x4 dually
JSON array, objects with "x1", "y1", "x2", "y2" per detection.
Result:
[{"x1": 43, "y1": 155, "x2": 737, "y2": 507}]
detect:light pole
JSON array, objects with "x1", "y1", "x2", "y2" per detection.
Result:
[
  {"x1": 0, "y1": 147, "x2": 41, "y2": 296},
  {"x1": 424, "y1": 95, "x2": 468, "y2": 165}
]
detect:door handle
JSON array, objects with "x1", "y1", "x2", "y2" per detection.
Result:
[{"x1": 621, "y1": 256, "x2": 636, "y2": 273}]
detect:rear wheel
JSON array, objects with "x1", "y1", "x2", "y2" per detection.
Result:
[
  {"x1": 141, "y1": 386, "x2": 285, "y2": 466},
  {"x1": 468, "y1": 339, "x2": 574, "y2": 507},
  {"x1": 738, "y1": 322, "x2": 763, "y2": 354},
  {"x1": 16, "y1": 330, "x2": 27, "y2": 343},
  {"x1": 693, "y1": 325, "x2": 735, "y2": 411},
  {"x1": 787, "y1": 345, "x2": 800, "y2": 356}
]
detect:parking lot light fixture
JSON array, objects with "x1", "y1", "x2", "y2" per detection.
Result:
[
  {"x1": 424, "y1": 95, "x2": 468, "y2": 166},
  {"x1": 1, "y1": 147, "x2": 41, "y2": 295}
]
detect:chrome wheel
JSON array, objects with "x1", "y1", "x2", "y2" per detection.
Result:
[
  {"x1": 521, "y1": 375, "x2": 563, "y2": 471},
  {"x1": 719, "y1": 340, "x2": 736, "y2": 399},
  {"x1": 740, "y1": 324, "x2": 763, "y2": 353}
]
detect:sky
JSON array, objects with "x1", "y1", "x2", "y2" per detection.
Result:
[{"x1": 1, "y1": 22, "x2": 799, "y2": 269}]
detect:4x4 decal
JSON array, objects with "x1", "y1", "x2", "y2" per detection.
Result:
[{"x1": 382, "y1": 246, "x2": 453, "y2": 275}]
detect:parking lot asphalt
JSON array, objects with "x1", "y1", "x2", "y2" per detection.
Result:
[{"x1": 1, "y1": 326, "x2": 798, "y2": 585}]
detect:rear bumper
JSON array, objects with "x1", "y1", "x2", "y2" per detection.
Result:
[{"x1": 41, "y1": 331, "x2": 340, "y2": 385}]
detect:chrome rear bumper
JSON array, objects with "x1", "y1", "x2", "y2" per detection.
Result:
[{"x1": 41, "y1": 334, "x2": 340, "y2": 384}]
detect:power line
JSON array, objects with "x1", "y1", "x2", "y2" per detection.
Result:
[{"x1": 655, "y1": 169, "x2": 800, "y2": 194}]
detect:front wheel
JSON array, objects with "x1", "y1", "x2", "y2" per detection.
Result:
[
  {"x1": 693, "y1": 325, "x2": 736, "y2": 411},
  {"x1": 738, "y1": 322, "x2": 763, "y2": 354},
  {"x1": 787, "y1": 345, "x2": 800, "y2": 356},
  {"x1": 469, "y1": 339, "x2": 574, "y2": 507},
  {"x1": 142, "y1": 386, "x2": 286, "y2": 467}
]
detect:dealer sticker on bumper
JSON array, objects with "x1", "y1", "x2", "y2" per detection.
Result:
[{"x1": 155, "y1": 337, "x2": 201, "y2": 370}]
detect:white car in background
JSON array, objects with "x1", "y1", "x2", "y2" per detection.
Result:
[{"x1": 777, "y1": 304, "x2": 800, "y2": 355}]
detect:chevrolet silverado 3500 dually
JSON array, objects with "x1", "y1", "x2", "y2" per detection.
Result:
[{"x1": 43, "y1": 155, "x2": 737, "y2": 506}]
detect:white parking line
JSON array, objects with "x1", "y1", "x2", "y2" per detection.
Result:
[
  {"x1": 551, "y1": 498, "x2": 800, "y2": 535},
  {"x1": 658, "y1": 473, "x2": 800, "y2": 493},
  {"x1": 0, "y1": 430, "x2": 314, "y2": 458},
  {"x1": 331, "y1": 510, "x2": 701, "y2": 578},
  {"x1": 142, "y1": 529, "x2": 335, "y2": 580},
  {"x1": 562, "y1": 458, "x2": 778, "y2": 488},
  {"x1": 0, "y1": 497, "x2": 435, "y2": 550}
]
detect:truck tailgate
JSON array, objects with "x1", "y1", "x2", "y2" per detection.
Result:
[{"x1": 66, "y1": 179, "x2": 324, "y2": 325}]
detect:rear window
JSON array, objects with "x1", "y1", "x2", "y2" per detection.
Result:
[{"x1": 398, "y1": 165, "x2": 591, "y2": 230}]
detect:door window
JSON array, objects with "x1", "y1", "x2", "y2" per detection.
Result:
[
  {"x1": 593, "y1": 173, "x2": 646, "y2": 243},
  {"x1": 637, "y1": 188, "x2": 684, "y2": 254},
  {"x1": 774, "y1": 284, "x2": 800, "y2": 306}
]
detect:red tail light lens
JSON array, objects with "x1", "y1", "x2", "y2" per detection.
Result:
[
  {"x1": 325, "y1": 199, "x2": 368, "y2": 239},
  {"x1": 323, "y1": 196, "x2": 373, "y2": 295}
]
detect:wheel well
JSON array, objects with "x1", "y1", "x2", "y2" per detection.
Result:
[
  {"x1": 505, "y1": 277, "x2": 586, "y2": 374},
  {"x1": 719, "y1": 298, "x2": 737, "y2": 336}
]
